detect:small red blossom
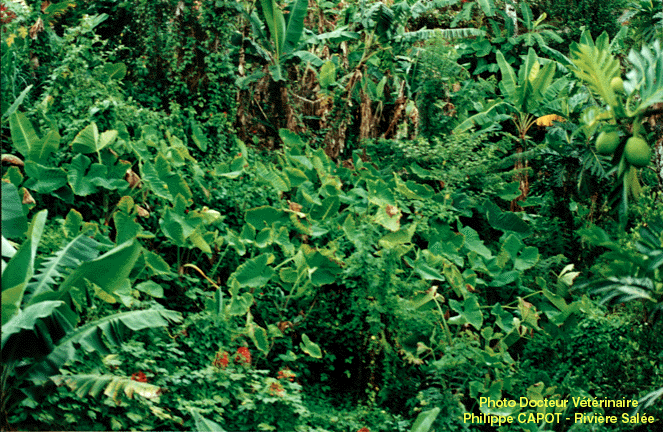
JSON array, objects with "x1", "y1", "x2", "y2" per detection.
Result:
[
  {"x1": 131, "y1": 371, "x2": 148, "y2": 383},
  {"x1": 357, "y1": 428, "x2": 371, "y2": 432},
  {"x1": 269, "y1": 381, "x2": 284, "y2": 396},
  {"x1": 213, "y1": 351, "x2": 229, "y2": 368},
  {"x1": 1, "y1": 4, "x2": 17, "y2": 25},
  {"x1": 235, "y1": 346, "x2": 251, "y2": 365},
  {"x1": 277, "y1": 369, "x2": 296, "y2": 382}
]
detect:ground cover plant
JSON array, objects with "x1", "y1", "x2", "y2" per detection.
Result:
[{"x1": 1, "y1": 0, "x2": 662, "y2": 431}]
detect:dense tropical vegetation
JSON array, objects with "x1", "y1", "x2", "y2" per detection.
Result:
[{"x1": 1, "y1": 0, "x2": 662, "y2": 431}]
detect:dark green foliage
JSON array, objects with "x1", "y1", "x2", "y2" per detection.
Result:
[
  {"x1": 540, "y1": 0, "x2": 629, "y2": 52},
  {"x1": 520, "y1": 310, "x2": 663, "y2": 428}
]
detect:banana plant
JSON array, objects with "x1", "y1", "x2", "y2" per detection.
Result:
[
  {"x1": 244, "y1": 0, "x2": 309, "y2": 82},
  {"x1": 454, "y1": 47, "x2": 569, "y2": 209},
  {"x1": 1, "y1": 209, "x2": 181, "y2": 413},
  {"x1": 8, "y1": 111, "x2": 60, "y2": 165}
]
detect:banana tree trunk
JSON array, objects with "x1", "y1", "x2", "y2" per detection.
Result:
[{"x1": 506, "y1": 0, "x2": 518, "y2": 35}]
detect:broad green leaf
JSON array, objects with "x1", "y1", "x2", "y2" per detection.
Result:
[
  {"x1": 366, "y1": 179, "x2": 395, "y2": 206},
  {"x1": 302, "y1": 246, "x2": 342, "y2": 286},
  {"x1": 2, "y1": 85, "x2": 33, "y2": 119},
  {"x1": 230, "y1": 254, "x2": 275, "y2": 288},
  {"x1": 140, "y1": 160, "x2": 172, "y2": 201},
  {"x1": 58, "y1": 240, "x2": 142, "y2": 296},
  {"x1": 29, "y1": 129, "x2": 60, "y2": 163},
  {"x1": 407, "y1": 256, "x2": 444, "y2": 281},
  {"x1": 228, "y1": 292, "x2": 254, "y2": 316},
  {"x1": 379, "y1": 223, "x2": 416, "y2": 248},
  {"x1": 492, "y1": 303, "x2": 517, "y2": 333},
  {"x1": 490, "y1": 270, "x2": 520, "y2": 287},
  {"x1": 514, "y1": 246, "x2": 539, "y2": 271},
  {"x1": 517, "y1": 297, "x2": 541, "y2": 329},
  {"x1": 460, "y1": 226, "x2": 493, "y2": 258},
  {"x1": 156, "y1": 155, "x2": 193, "y2": 202},
  {"x1": 310, "y1": 195, "x2": 340, "y2": 221},
  {"x1": 24, "y1": 234, "x2": 100, "y2": 304},
  {"x1": 135, "y1": 281, "x2": 164, "y2": 298},
  {"x1": 71, "y1": 123, "x2": 100, "y2": 154},
  {"x1": 284, "y1": 167, "x2": 309, "y2": 187},
  {"x1": 113, "y1": 196, "x2": 142, "y2": 244},
  {"x1": 1, "y1": 182, "x2": 28, "y2": 239},
  {"x1": 9, "y1": 111, "x2": 38, "y2": 158},
  {"x1": 496, "y1": 50, "x2": 517, "y2": 101},
  {"x1": 256, "y1": 161, "x2": 289, "y2": 191},
  {"x1": 1, "y1": 300, "x2": 64, "y2": 349},
  {"x1": 24, "y1": 308, "x2": 181, "y2": 385},
  {"x1": 23, "y1": 162, "x2": 68, "y2": 194},
  {"x1": 260, "y1": 0, "x2": 286, "y2": 59},
  {"x1": 502, "y1": 234, "x2": 524, "y2": 261},
  {"x1": 443, "y1": 262, "x2": 465, "y2": 297},
  {"x1": 300, "y1": 333, "x2": 322, "y2": 358},
  {"x1": 101, "y1": 62, "x2": 127, "y2": 80},
  {"x1": 477, "y1": 0, "x2": 495, "y2": 16},
  {"x1": 1, "y1": 210, "x2": 46, "y2": 324},
  {"x1": 449, "y1": 296, "x2": 483, "y2": 330},
  {"x1": 410, "y1": 407, "x2": 441, "y2": 432},
  {"x1": 279, "y1": 128, "x2": 306, "y2": 148},
  {"x1": 245, "y1": 206, "x2": 289, "y2": 230},
  {"x1": 248, "y1": 321, "x2": 269, "y2": 354},
  {"x1": 68, "y1": 154, "x2": 98, "y2": 196},
  {"x1": 520, "y1": 1, "x2": 533, "y2": 30},
  {"x1": 142, "y1": 250, "x2": 172, "y2": 276},
  {"x1": 63, "y1": 209, "x2": 84, "y2": 239},
  {"x1": 98, "y1": 130, "x2": 118, "y2": 152},
  {"x1": 625, "y1": 40, "x2": 663, "y2": 115},
  {"x1": 284, "y1": 0, "x2": 307, "y2": 53},
  {"x1": 191, "y1": 121, "x2": 208, "y2": 151},
  {"x1": 1, "y1": 236, "x2": 17, "y2": 260},
  {"x1": 374, "y1": 204, "x2": 401, "y2": 232},
  {"x1": 191, "y1": 410, "x2": 227, "y2": 432},
  {"x1": 484, "y1": 200, "x2": 530, "y2": 234},
  {"x1": 319, "y1": 60, "x2": 337, "y2": 88}
]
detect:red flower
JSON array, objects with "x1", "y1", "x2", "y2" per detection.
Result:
[
  {"x1": 357, "y1": 428, "x2": 370, "y2": 432},
  {"x1": 277, "y1": 369, "x2": 296, "y2": 382},
  {"x1": 1, "y1": 4, "x2": 17, "y2": 26},
  {"x1": 131, "y1": 371, "x2": 148, "y2": 383},
  {"x1": 235, "y1": 346, "x2": 251, "y2": 365},
  {"x1": 269, "y1": 381, "x2": 284, "y2": 396},
  {"x1": 213, "y1": 351, "x2": 229, "y2": 368}
]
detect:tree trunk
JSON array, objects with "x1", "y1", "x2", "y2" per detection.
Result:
[{"x1": 506, "y1": 0, "x2": 518, "y2": 35}]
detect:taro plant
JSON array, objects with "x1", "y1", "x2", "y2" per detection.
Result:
[{"x1": 206, "y1": 129, "x2": 582, "y2": 415}]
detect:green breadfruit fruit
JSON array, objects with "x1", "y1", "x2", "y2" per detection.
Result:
[
  {"x1": 610, "y1": 76, "x2": 624, "y2": 93},
  {"x1": 624, "y1": 136, "x2": 651, "y2": 167},
  {"x1": 596, "y1": 131, "x2": 620, "y2": 155}
]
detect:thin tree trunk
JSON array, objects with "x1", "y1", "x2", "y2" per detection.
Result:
[{"x1": 506, "y1": 0, "x2": 518, "y2": 35}]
